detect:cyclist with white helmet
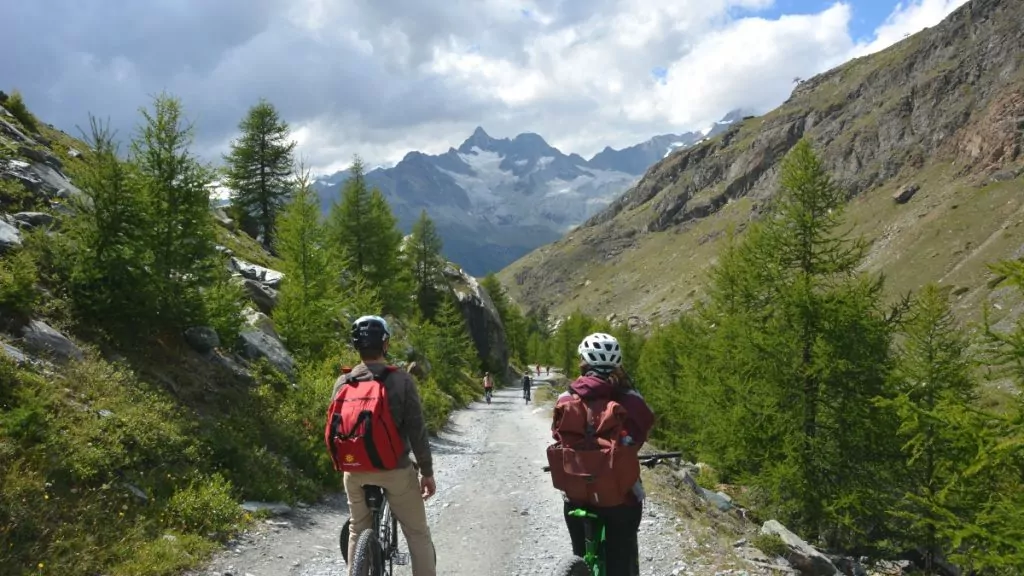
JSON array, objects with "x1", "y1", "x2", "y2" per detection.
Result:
[{"x1": 555, "y1": 332, "x2": 655, "y2": 576}]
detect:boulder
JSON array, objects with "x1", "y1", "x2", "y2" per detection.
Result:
[
  {"x1": 17, "y1": 145, "x2": 63, "y2": 171},
  {"x1": 243, "y1": 307, "x2": 280, "y2": 339},
  {"x1": 184, "y1": 326, "x2": 220, "y2": 354},
  {"x1": 2, "y1": 158, "x2": 82, "y2": 199},
  {"x1": 0, "y1": 117, "x2": 33, "y2": 145},
  {"x1": 12, "y1": 211, "x2": 54, "y2": 228},
  {"x1": 892, "y1": 183, "x2": 920, "y2": 204},
  {"x1": 231, "y1": 257, "x2": 284, "y2": 288},
  {"x1": 241, "y1": 278, "x2": 278, "y2": 314},
  {"x1": 211, "y1": 207, "x2": 235, "y2": 230},
  {"x1": 1, "y1": 342, "x2": 29, "y2": 365},
  {"x1": 19, "y1": 319, "x2": 84, "y2": 363},
  {"x1": 0, "y1": 218, "x2": 22, "y2": 252},
  {"x1": 761, "y1": 520, "x2": 839, "y2": 576},
  {"x1": 238, "y1": 328, "x2": 296, "y2": 378},
  {"x1": 700, "y1": 487, "x2": 734, "y2": 511}
]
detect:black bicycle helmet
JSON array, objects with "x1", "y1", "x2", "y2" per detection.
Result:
[{"x1": 350, "y1": 315, "x2": 391, "y2": 350}]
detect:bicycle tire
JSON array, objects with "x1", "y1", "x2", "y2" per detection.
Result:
[
  {"x1": 552, "y1": 555, "x2": 590, "y2": 576},
  {"x1": 340, "y1": 518, "x2": 351, "y2": 563},
  {"x1": 351, "y1": 528, "x2": 382, "y2": 576}
]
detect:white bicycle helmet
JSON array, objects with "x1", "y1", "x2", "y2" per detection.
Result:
[{"x1": 577, "y1": 332, "x2": 622, "y2": 370}]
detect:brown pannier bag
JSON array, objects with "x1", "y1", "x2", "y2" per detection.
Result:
[{"x1": 546, "y1": 393, "x2": 640, "y2": 507}]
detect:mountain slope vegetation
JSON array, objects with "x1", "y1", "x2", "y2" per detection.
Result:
[
  {"x1": 0, "y1": 91, "x2": 504, "y2": 575},
  {"x1": 499, "y1": 0, "x2": 1024, "y2": 329}
]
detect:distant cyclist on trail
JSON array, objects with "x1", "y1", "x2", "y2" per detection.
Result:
[
  {"x1": 522, "y1": 372, "x2": 532, "y2": 403},
  {"x1": 483, "y1": 371, "x2": 494, "y2": 401},
  {"x1": 547, "y1": 332, "x2": 654, "y2": 576},
  {"x1": 326, "y1": 315, "x2": 437, "y2": 576}
]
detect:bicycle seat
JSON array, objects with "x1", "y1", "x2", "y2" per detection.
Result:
[{"x1": 362, "y1": 485, "x2": 386, "y2": 508}]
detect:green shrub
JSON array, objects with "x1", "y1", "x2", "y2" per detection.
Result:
[
  {"x1": 201, "y1": 272, "x2": 245, "y2": 346},
  {"x1": 694, "y1": 464, "x2": 722, "y2": 491},
  {"x1": 165, "y1": 473, "x2": 240, "y2": 537},
  {"x1": 419, "y1": 378, "x2": 454, "y2": 433},
  {"x1": 4, "y1": 90, "x2": 39, "y2": 133},
  {"x1": 0, "y1": 249, "x2": 39, "y2": 316},
  {"x1": 752, "y1": 532, "x2": 788, "y2": 558}
]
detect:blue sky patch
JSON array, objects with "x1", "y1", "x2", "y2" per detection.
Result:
[{"x1": 762, "y1": 0, "x2": 898, "y2": 41}]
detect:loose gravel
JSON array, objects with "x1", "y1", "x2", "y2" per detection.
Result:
[{"x1": 188, "y1": 386, "x2": 767, "y2": 576}]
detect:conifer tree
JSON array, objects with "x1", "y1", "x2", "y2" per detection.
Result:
[
  {"x1": 62, "y1": 117, "x2": 154, "y2": 336},
  {"x1": 274, "y1": 166, "x2": 342, "y2": 359},
  {"x1": 405, "y1": 210, "x2": 446, "y2": 319},
  {"x1": 879, "y1": 284, "x2": 983, "y2": 571},
  {"x1": 420, "y1": 294, "x2": 477, "y2": 401},
  {"x1": 948, "y1": 260, "x2": 1024, "y2": 573},
  {"x1": 327, "y1": 157, "x2": 410, "y2": 315},
  {"x1": 224, "y1": 99, "x2": 296, "y2": 249},
  {"x1": 131, "y1": 93, "x2": 217, "y2": 328},
  {"x1": 480, "y1": 273, "x2": 529, "y2": 363},
  {"x1": 698, "y1": 138, "x2": 897, "y2": 544}
]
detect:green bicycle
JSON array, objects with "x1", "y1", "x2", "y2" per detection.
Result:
[{"x1": 543, "y1": 452, "x2": 682, "y2": 576}]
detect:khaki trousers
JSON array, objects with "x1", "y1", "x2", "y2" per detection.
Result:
[{"x1": 344, "y1": 464, "x2": 436, "y2": 576}]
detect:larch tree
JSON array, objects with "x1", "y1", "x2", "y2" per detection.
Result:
[
  {"x1": 405, "y1": 209, "x2": 446, "y2": 319},
  {"x1": 131, "y1": 93, "x2": 217, "y2": 328},
  {"x1": 224, "y1": 99, "x2": 296, "y2": 250},
  {"x1": 273, "y1": 165, "x2": 343, "y2": 359}
]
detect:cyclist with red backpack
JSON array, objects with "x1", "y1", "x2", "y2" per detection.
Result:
[
  {"x1": 546, "y1": 332, "x2": 655, "y2": 576},
  {"x1": 325, "y1": 315, "x2": 437, "y2": 576}
]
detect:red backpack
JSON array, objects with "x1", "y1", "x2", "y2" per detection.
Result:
[
  {"x1": 325, "y1": 365, "x2": 404, "y2": 472},
  {"x1": 545, "y1": 393, "x2": 640, "y2": 507}
]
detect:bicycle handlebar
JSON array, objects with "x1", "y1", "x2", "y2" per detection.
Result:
[{"x1": 541, "y1": 452, "x2": 682, "y2": 472}]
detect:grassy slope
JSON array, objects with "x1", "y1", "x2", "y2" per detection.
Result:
[{"x1": 498, "y1": 0, "x2": 1024, "y2": 331}]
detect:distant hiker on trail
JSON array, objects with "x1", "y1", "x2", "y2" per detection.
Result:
[
  {"x1": 325, "y1": 315, "x2": 437, "y2": 576},
  {"x1": 545, "y1": 332, "x2": 654, "y2": 576},
  {"x1": 536, "y1": 364, "x2": 541, "y2": 375}
]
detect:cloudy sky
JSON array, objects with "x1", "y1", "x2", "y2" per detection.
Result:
[{"x1": 4, "y1": 0, "x2": 968, "y2": 175}]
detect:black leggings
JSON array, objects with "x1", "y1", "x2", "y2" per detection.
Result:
[{"x1": 563, "y1": 501, "x2": 642, "y2": 576}]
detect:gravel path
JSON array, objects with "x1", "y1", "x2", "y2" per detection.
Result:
[{"x1": 190, "y1": 386, "x2": 753, "y2": 576}]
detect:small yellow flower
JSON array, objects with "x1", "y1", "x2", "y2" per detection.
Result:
[
  {"x1": 38, "y1": 562, "x2": 44, "y2": 569},
  {"x1": 43, "y1": 495, "x2": 49, "y2": 500}
]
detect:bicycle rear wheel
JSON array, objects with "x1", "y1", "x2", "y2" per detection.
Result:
[
  {"x1": 351, "y1": 528, "x2": 383, "y2": 576},
  {"x1": 552, "y1": 554, "x2": 590, "y2": 576}
]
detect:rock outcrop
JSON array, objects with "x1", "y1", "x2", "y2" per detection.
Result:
[
  {"x1": 18, "y1": 319, "x2": 84, "y2": 363},
  {"x1": 444, "y1": 263, "x2": 510, "y2": 373},
  {"x1": 499, "y1": 0, "x2": 1024, "y2": 322}
]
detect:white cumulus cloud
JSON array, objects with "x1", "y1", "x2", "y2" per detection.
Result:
[{"x1": 0, "y1": 0, "x2": 972, "y2": 174}]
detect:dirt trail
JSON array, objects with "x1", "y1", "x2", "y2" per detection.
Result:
[{"x1": 189, "y1": 386, "x2": 752, "y2": 576}]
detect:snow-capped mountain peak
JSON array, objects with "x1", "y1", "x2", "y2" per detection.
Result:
[{"x1": 311, "y1": 109, "x2": 757, "y2": 275}]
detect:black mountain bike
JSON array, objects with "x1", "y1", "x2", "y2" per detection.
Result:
[
  {"x1": 542, "y1": 452, "x2": 682, "y2": 576},
  {"x1": 339, "y1": 485, "x2": 407, "y2": 576}
]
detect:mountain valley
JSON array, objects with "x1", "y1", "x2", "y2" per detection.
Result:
[
  {"x1": 311, "y1": 113, "x2": 745, "y2": 275},
  {"x1": 498, "y1": 0, "x2": 1024, "y2": 332}
]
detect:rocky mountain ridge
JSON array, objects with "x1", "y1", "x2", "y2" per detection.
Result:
[
  {"x1": 311, "y1": 112, "x2": 744, "y2": 275},
  {"x1": 499, "y1": 0, "x2": 1024, "y2": 330}
]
